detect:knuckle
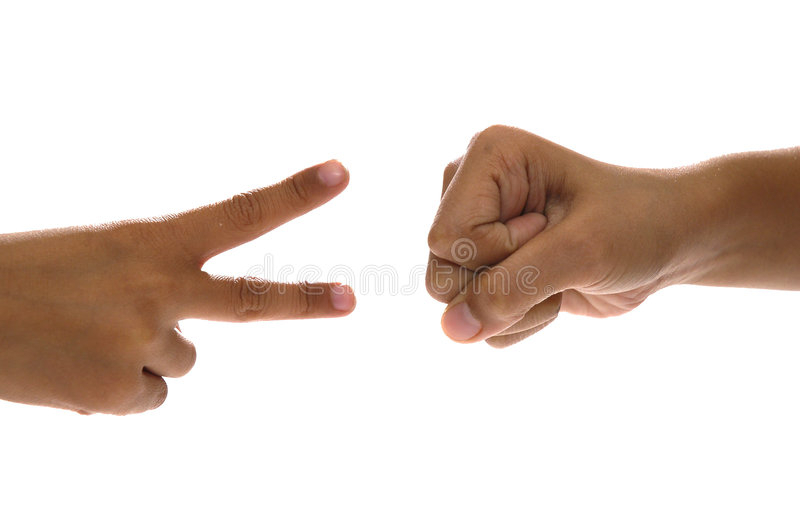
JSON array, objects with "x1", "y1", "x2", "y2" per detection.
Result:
[
  {"x1": 149, "y1": 378, "x2": 169, "y2": 410},
  {"x1": 231, "y1": 276, "x2": 267, "y2": 320},
  {"x1": 223, "y1": 191, "x2": 264, "y2": 231},
  {"x1": 181, "y1": 342, "x2": 198, "y2": 375},
  {"x1": 425, "y1": 281, "x2": 451, "y2": 303},
  {"x1": 172, "y1": 341, "x2": 197, "y2": 378},
  {"x1": 487, "y1": 147, "x2": 523, "y2": 181},
  {"x1": 471, "y1": 124, "x2": 510, "y2": 150},
  {"x1": 284, "y1": 174, "x2": 311, "y2": 204},
  {"x1": 427, "y1": 223, "x2": 454, "y2": 258},
  {"x1": 443, "y1": 159, "x2": 461, "y2": 182},
  {"x1": 481, "y1": 123, "x2": 511, "y2": 138},
  {"x1": 425, "y1": 259, "x2": 459, "y2": 303},
  {"x1": 292, "y1": 282, "x2": 316, "y2": 317},
  {"x1": 426, "y1": 283, "x2": 451, "y2": 303},
  {"x1": 425, "y1": 264, "x2": 444, "y2": 301}
]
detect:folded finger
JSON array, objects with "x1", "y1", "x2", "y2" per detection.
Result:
[
  {"x1": 426, "y1": 252, "x2": 474, "y2": 303},
  {"x1": 144, "y1": 328, "x2": 198, "y2": 379},
  {"x1": 126, "y1": 371, "x2": 168, "y2": 414},
  {"x1": 494, "y1": 293, "x2": 561, "y2": 336},
  {"x1": 485, "y1": 318, "x2": 556, "y2": 349}
]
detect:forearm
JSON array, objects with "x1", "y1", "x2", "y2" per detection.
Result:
[{"x1": 670, "y1": 147, "x2": 800, "y2": 289}]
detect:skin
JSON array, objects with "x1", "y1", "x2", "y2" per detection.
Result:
[
  {"x1": 426, "y1": 125, "x2": 800, "y2": 347},
  {"x1": 2, "y1": 130, "x2": 797, "y2": 413},
  {"x1": 0, "y1": 160, "x2": 356, "y2": 415}
]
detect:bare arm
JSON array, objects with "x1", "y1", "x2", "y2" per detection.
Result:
[{"x1": 671, "y1": 147, "x2": 800, "y2": 289}]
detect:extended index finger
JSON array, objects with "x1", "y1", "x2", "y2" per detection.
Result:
[{"x1": 169, "y1": 160, "x2": 349, "y2": 264}]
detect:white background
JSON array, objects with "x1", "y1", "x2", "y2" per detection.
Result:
[{"x1": 1, "y1": 1, "x2": 799, "y2": 530}]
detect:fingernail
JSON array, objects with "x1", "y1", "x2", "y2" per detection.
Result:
[
  {"x1": 318, "y1": 160, "x2": 346, "y2": 187},
  {"x1": 441, "y1": 302, "x2": 482, "y2": 341},
  {"x1": 331, "y1": 286, "x2": 355, "y2": 311}
]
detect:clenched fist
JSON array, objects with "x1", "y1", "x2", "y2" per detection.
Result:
[
  {"x1": 0, "y1": 161, "x2": 356, "y2": 415},
  {"x1": 426, "y1": 125, "x2": 800, "y2": 347}
]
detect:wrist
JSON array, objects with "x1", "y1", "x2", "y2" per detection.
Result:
[{"x1": 662, "y1": 148, "x2": 800, "y2": 289}]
